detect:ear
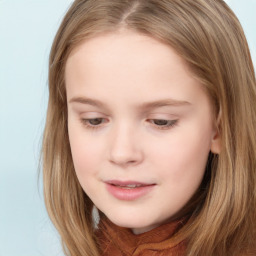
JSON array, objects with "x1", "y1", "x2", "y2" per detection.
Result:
[
  {"x1": 210, "y1": 129, "x2": 221, "y2": 154},
  {"x1": 210, "y1": 112, "x2": 221, "y2": 154}
]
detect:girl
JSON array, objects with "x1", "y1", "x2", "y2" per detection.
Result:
[{"x1": 42, "y1": 0, "x2": 256, "y2": 255}]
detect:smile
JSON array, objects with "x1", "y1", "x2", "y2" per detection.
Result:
[
  {"x1": 105, "y1": 180, "x2": 156, "y2": 201},
  {"x1": 114, "y1": 184, "x2": 144, "y2": 189}
]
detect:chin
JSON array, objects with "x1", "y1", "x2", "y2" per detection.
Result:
[{"x1": 104, "y1": 210, "x2": 160, "y2": 231}]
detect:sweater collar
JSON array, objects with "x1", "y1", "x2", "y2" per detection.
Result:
[{"x1": 97, "y1": 215, "x2": 187, "y2": 255}]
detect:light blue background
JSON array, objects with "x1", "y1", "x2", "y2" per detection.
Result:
[{"x1": 0, "y1": 1, "x2": 255, "y2": 256}]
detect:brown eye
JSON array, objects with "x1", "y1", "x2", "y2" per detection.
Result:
[
  {"x1": 81, "y1": 118, "x2": 108, "y2": 130},
  {"x1": 88, "y1": 118, "x2": 104, "y2": 126},
  {"x1": 153, "y1": 119, "x2": 169, "y2": 126},
  {"x1": 149, "y1": 119, "x2": 178, "y2": 130},
  {"x1": 153, "y1": 119, "x2": 177, "y2": 126}
]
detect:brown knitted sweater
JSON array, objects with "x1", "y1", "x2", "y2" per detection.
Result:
[{"x1": 96, "y1": 216, "x2": 187, "y2": 256}]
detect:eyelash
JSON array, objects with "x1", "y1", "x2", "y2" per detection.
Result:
[
  {"x1": 80, "y1": 118, "x2": 178, "y2": 130},
  {"x1": 148, "y1": 119, "x2": 178, "y2": 130},
  {"x1": 80, "y1": 118, "x2": 107, "y2": 130}
]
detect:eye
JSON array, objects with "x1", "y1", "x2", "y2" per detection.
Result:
[
  {"x1": 149, "y1": 119, "x2": 178, "y2": 130},
  {"x1": 81, "y1": 118, "x2": 108, "y2": 129}
]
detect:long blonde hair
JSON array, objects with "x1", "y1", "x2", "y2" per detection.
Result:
[{"x1": 42, "y1": 0, "x2": 256, "y2": 255}]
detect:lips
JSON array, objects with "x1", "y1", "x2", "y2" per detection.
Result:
[
  {"x1": 105, "y1": 180, "x2": 156, "y2": 200},
  {"x1": 114, "y1": 184, "x2": 144, "y2": 189},
  {"x1": 107, "y1": 180, "x2": 152, "y2": 186}
]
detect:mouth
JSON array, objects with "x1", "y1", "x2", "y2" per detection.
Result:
[
  {"x1": 105, "y1": 180, "x2": 156, "y2": 200},
  {"x1": 114, "y1": 184, "x2": 145, "y2": 189},
  {"x1": 106, "y1": 180, "x2": 155, "y2": 188}
]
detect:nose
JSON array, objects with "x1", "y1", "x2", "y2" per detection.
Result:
[{"x1": 108, "y1": 123, "x2": 144, "y2": 167}]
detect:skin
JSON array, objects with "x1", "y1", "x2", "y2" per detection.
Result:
[{"x1": 66, "y1": 30, "x2": 221, "y2": 234}]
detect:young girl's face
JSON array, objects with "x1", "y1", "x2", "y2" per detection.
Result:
[{"x1": 66, "y1": 30, "x2": 220, "y2": 234}]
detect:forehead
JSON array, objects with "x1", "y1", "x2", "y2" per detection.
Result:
[
  {"x1": 66, "y1": 30, "x2": 192, "y2": 77},
  {"x1": 66, "y1": 31, "x2": 194, "y2": 76},
  {"x1": 65, "y1": 30, "x2": 209, "y2": 111}
]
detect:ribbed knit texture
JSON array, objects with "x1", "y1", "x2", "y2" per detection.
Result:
[{"x1": 96, "y1": 216, "x2": 187, "y2": 256}]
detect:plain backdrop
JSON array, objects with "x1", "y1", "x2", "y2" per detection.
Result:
[{"x1": 0, "y1": 0, "x2": 255, "y2": 255}]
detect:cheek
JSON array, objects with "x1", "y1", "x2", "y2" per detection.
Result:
[
  {"x1": 68, "y1": 123, "x2": 103, "y2": 181},
  {"x1": 149, "y1": 131, "x2": 211, "y2": 212},
  {"x1": 149, "y1": 125, "x2": 212, "y2": 184}
]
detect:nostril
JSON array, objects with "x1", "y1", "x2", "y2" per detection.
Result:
[
  {"x1": 110, "y1": 157, "x2": 136, "y2": 166},
  {"x1": 109, "y1": 152, "x2": 143, "y2": 166}
]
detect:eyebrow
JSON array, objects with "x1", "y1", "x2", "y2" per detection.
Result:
[
  {"x1": 69, "y1": 96, "x2": 191, "y2": 110},
  {"x1": 69, "y1": 97, "x2": 108, "y2": 108}
]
